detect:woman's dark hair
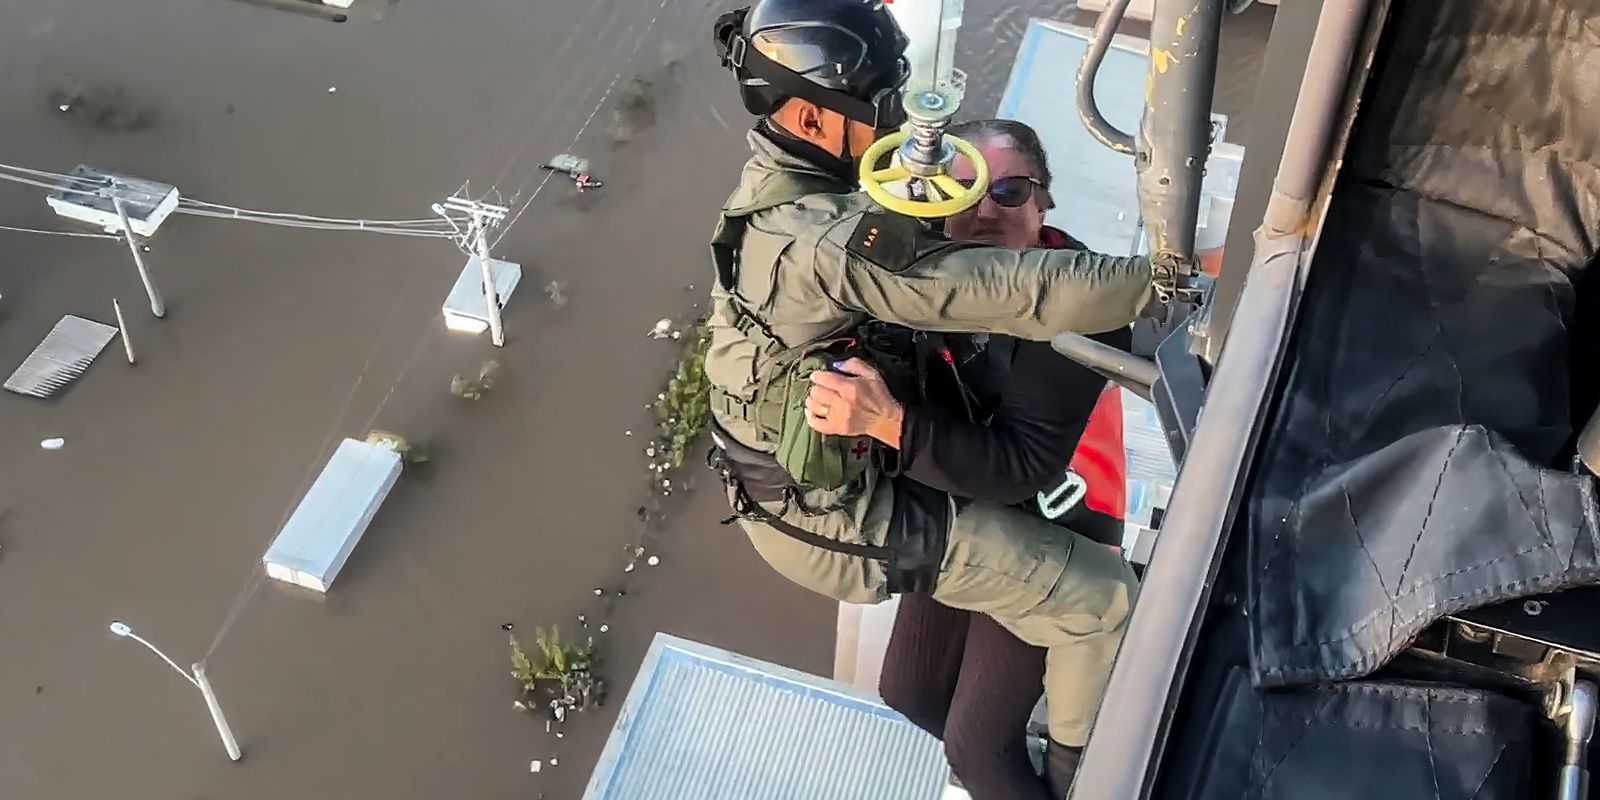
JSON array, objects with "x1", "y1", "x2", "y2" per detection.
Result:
[{"x1": 947, "y1": 118, "x2": 1054, "y2": 209}]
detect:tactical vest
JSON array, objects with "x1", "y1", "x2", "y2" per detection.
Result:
[{"x1": 708, "y1": 172, "x2": 878, "y2": 493}]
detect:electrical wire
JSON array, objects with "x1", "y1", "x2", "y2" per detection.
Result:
[
  {"x1": 478, "y1": 0, "x2": 632, "y2": 191},
  {"x1": 174, "y1": 207, "x2": 457, "y2": 237},
  {"x1": 178, "y1": 198, "x2": 454, "y2": 229},
  {"x1": 0, "y1": 169, "x2": 100, "y2": 194},
  {"x1": 0, "y1": 223, "x2": 118, "y2": 239},
  {"x1": 493, "y1": 0, "x2": 673, "y2": 248},
  {"x1": 0, "y1": 160, "x2": 466, "y2": 235}
]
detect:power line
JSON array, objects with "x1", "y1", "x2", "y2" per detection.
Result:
[
  {"x1": 178, "y1": 199, "x2": 455, "y2": 229},
  {"x1": 493, "y1": 0, "x2": 673, "y2": 248},
  {"x1": 0, "y1": 169, "x2": 99, "y2": 195},
  {"x1": 0, "y1": 223, "x2": 118, "y2": 239},
  {"x1": 0, "y1": 161, "x2": 466, "y2": 235},
  {"x1": 174, "y1": 207, "x2": 456, "y2": 237},
  {"x1": 479, "y1": 0, "x2": 632, "y2": 191}
]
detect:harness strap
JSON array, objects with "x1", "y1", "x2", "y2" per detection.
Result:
[{"x1": 707, "y1": 444, "x2": 891, "y2": 561}]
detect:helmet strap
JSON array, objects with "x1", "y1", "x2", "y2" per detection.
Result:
[{"x1": 722, "y1": 30, "x2": 898, "y2": 130}]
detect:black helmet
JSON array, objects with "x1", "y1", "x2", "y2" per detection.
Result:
[{"x1": 713, "y1": 0, "x2": 910, "y2": 130}]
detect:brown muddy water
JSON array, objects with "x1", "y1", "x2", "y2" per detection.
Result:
[{"x1": 0, "y1": 1, "x2": 1270, "y2": 798}]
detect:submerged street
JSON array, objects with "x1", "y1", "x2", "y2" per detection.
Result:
[{"x1": 0, "y1": 1, "x2": 1268, "y2": 797}]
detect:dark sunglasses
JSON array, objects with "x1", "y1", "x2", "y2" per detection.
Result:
[{"x1": 957, "y1": 175, "x2": 1049, "y2": 209}]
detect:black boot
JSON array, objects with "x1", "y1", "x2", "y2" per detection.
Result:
[{"x1": 1044, "y1": 740, "x2": 1083, "y2": 799}]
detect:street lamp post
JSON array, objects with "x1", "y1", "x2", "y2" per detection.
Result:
[{"x1": 108, "y1": 621, "x2": 242, "y2": 761}]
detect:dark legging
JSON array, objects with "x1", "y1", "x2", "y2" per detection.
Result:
[{"x1": 879, "y1": 592, "x2": 1051, "y2": 799}]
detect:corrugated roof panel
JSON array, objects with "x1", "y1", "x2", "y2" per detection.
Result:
[{"x1": 585, "y1": 634, "x2": 950, "y2": 800}]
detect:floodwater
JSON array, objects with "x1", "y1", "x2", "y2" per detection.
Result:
[{"x1": 0, "y1": 1, "x2": 1269, "y2": 798}]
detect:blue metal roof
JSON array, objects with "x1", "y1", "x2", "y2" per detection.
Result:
[{"x1": 583, "y1": 634, "x2": 951, "y2": 800}]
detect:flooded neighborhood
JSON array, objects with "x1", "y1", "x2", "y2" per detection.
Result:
[{"x1": 0, "y1": 0, "x2": 1269, "y2": 798}]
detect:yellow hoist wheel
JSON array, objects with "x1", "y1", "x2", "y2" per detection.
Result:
[{"x1": 857, "y1": 129, "x2": 990, "y2": 219}]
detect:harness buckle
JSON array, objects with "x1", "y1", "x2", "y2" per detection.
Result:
[{"x1": 1037, "y1": 469, "x2": 1088, "y2": 520}]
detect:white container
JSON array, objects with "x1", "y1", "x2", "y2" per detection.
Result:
[
  {"x1": 263, "y1": 438, "x2": 402, "y2": 593},
  {"x1": 441, "y1": 255, "x2": 522, "y2": 336},
  {"x1": 46, "y1": 166, "x2": 178, "y2": 237}
]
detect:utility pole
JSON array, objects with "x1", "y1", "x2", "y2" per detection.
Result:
[
  {"x1": 109, "y1": 183, "x2": 167, "y2": 319},
  {"x1": 440, "y1": 195, "x2": 510, "y2": 347},
  {"x1": 113, "y1": 298, "x2": 136, "y2": 364}
]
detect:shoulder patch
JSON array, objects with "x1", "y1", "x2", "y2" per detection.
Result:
[{"x1": 845, "y1": 212, "x2": 922, "y2": 273}]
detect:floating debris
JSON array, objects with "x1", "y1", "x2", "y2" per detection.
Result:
[
  {"x1": 6, "y1": 315, "x2": 118, "y2": 399},
  {"x1": 551, "y1": 758, "x2": 560, "y2": 767},
  {"x1": 648, "y1": 318, "x2": 673, "y2": 340},
  {"x1": 608, "y1": 76, "x2": 659, "y2": 144},
  {"x1": 451, "y1": 359, "x2": 501, "y2": 401},
  {"x1": 577, "y1": 614, "x2": 587, "y2": 627},
  {"x1": 624, "y1": 563, "x2": 635, "y2": 573},
  {"x1": 544, "y1": 280, "x2": 568, "y2": 308},
  {"x1": 365, "y1": 429, "x2": 431, "y2": 465},
  {"x1": 647, "y1": 556, "x2": 661, "y2": 567},
  {"x1": 624, "y1": 430, "x2": 633, "y2": 436},
  {"x1": 599, "y1": 624, "x2": 610, "y2": 633},
  {"x1": 529, "y1": 760, "x2": 542, "y2": 773},
  {"x1": 556, "y1": 731, "x2": 565, "y2": 739},
  {"x1": 40, "y1": 438, "x2": 64, "y2": 450},
  {"x1": 593, "y1": 587, "x2": 604, "y2": 596},
  {"x1": 514, "y1": 700, "x2": 529, "y2": 712},
  {"x1": 327, "y1": 86, "x2": 338, "y2": 94}
]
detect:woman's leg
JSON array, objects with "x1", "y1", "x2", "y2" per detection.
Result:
[
  {"x1": 931, "y1": 498, "x2": 1138, "y2": 749},
  {"x1": 942, "y1": 612, "x2": 1053, "y2": 800},
  {"x1": 878, "y1": 592, "x2": 970, "y2": 739}
]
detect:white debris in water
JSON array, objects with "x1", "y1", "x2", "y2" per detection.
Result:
[
  {"x1": 550, "y1": 758, "x2": 560, "y2": 767},
  {"x1": 58, "y1": 104, "x2": 70, "y2": 112},
  {"x1": 670, "y1": 330, "x2": 682, "y2": 340},
  {"x1": 648, "y1": 318, "x2": 673, "y2": 339},
  {"x1": 327, "y1": 86, "x2": 338, "y2": 93},
  {"x1": 599, "y1": 623, "x2": 610, "y2": 633},
  {"x1": 40, "y1": 438, "x2": 64, "y2": 450},
  {"x1": 647, "y1": 556, "x2": 660, "y2": 567},
  {"x1": 556, "y1": 731, "x2": 565, "y2": 739},
  {"x1": 624, "y1": 430, "x2": 633, "y2": 436},
  {"x1": 624, "y1": 563, "x2": 635, "y2": 573},
  {"x1": 514, "y1": 700, "x2": 528, "y2": 711},
  {"x1": 529, "y1": 760, "x2": 542, "y2": 773}
]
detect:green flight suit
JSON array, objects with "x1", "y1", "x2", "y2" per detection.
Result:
[{"x1": 707, "y1": 128, "x2": 1150, "y2": 747}]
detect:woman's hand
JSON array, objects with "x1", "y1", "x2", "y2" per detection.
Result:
[{"x1": 805, "y1": 357, "x2": 905, "y2": 448}]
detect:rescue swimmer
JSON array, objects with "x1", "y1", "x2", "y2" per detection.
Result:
[{"x1": 704, "y1": 0, "x2": 1178, "y2": 790}]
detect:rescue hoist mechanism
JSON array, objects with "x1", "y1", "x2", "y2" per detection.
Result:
[{"x1": 860, "y1": 0, "x2": 989, "y2": 219}]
